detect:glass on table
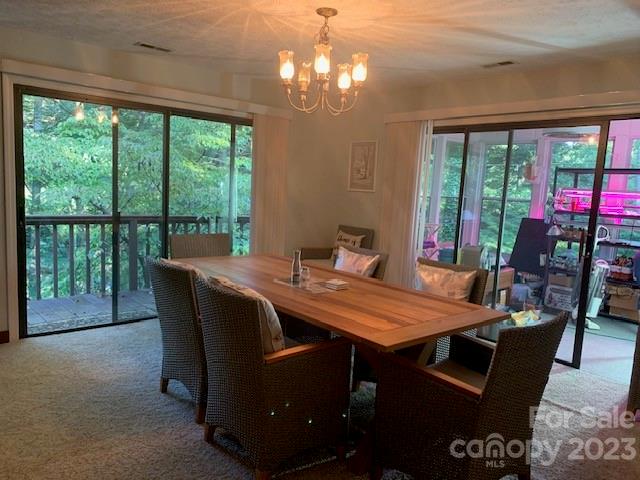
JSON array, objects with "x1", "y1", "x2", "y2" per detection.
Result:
[{"x1": 301, "y1": 266, "x2": 312, "y2": 286}]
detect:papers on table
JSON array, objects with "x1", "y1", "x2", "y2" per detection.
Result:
[
  {"x1": 273, "y1": 277, "x2": 349, "y2": 293},
  {"x1": 321, "y1": 279, "x2": 349, "y2": 291}
]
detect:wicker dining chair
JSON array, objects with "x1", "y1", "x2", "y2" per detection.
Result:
[
  {"x1": 629, "y1": 326, "x2": 640, "y2": 415},
  {"x1": 300, "y1": 225, "x2": 375, "y2": 262},
  {"x1": 170, "y1": 233, "x2": 231, "y2": 258},
  {"x1": 147, "y1": 258, "x2": 207, "y2": 423},
  {"x1": 194, "y1": 277, "x2": 352, "y2": 480},
  {"x1": 416, "y1": 258, "x2": 489, "y2": 364},
  {"x1": 372, "y1": 312, "x2": 568, "y2": 480}
]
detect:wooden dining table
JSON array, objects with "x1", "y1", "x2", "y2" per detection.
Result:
[{"x1": 178, "y1": 255, "x2": 509, "y2": 352}]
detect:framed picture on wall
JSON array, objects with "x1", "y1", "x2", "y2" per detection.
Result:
[{"x1": 348, "y1": 140, "x2": 377, "y2": 192}]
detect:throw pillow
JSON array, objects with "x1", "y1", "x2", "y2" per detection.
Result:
[
  {"x1": 333, "y1": 230, "x2": 366, "y2": 258},
  {"x1": 415, "y1": 263, "x2": 477, "y2": 301},
  {"x1": 207, "y1": 276, "x2": 285, "y2": 354},
  {"x1": 334, "y1": 246, "x2": 380, "y2": 277}
]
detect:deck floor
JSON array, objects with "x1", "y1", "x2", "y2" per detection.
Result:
[{"x1": 27, "y1": 290, "x2": 157, "y2": 334}]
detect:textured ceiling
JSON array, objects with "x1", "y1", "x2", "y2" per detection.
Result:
[{"x1": 1, "y1": 0, "x2": 639, "y2": 86}]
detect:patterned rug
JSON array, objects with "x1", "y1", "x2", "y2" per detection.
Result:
[{"x1": 0, "y1": 320, "x2": 638, "y2": 479}]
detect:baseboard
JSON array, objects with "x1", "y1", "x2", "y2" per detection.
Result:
[{"x1": 0, "y1": 331, "x2": 9, "y2": 344}]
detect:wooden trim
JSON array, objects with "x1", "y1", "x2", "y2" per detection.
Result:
[
  {"x1": 263, "y1": 338, "x2": 350, "y2": 364},
  {"x1": 0, "y1": 330, "x2": 9, "y2": 344}
]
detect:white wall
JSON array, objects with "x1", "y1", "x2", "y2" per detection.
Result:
[
  {"x1": 388, "y1": 53, "x2": 640, "y2": 115},
  {"x1": 284, "y1": 93, "x2": 401, "y2": 254}
]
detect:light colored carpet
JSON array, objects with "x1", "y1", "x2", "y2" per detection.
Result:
[{"x1": 0, "y1": 320, "x2": 638, "y2": 480}]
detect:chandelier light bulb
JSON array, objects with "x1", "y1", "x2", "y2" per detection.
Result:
[
  {"x1": 337, "y1": 64, "x2": 352, "y2": 90},
  {"x1": 111, "y1": 110, "x2": 119, "y2": 125},
  {"x1": 279, "y1": 50, "x2": 295, "y2": 81},
  {"x1": 351, "y1": 53, "x2": 368, "y2": 82},
  {"x1": 314, "y1": 44, "x2": 331, "y2": 75}
]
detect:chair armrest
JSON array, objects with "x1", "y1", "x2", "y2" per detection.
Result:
[
  {"x1": 264, "y1": 337, "x2": 351, "y2": 365},
  {"x1": 449, "y1": 334, "x2": 495, "y2": 376},
  {"x1": 300, "y1": 247, "x2": 333, "y2": 260},
  {"x1": 381, "y1": 351, "x2": 483, "y2": 400}
]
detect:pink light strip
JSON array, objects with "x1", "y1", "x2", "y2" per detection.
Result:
[{"x1": 560, "y1": 189, "x2": 640, "y2": 200}]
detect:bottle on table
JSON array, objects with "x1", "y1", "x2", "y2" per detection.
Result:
[{"x1": 291, "y1": 249, "x2": 302, "y2": 285}]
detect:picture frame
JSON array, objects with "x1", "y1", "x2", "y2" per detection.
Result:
[{"x1": 348, "y1": 140, "x2": 377, "y2": 192}]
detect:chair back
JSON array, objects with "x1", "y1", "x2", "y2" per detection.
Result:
[
  {"x1": 170, "y1": 233, "x2": 230, "y2": 258},
  {"x1": 416, "y1": 257, "x2": 488, "y2": 305},
  {"x1": 194, "y1": 276, "x2": 265, "y2": 454},
  {"x1": 477, "y1": 313, "x2": 568, "y2": 445},
  {"x1": 339, "y1": 245, "x2": 389, "y2": 280},
  {"x1": 147, "y1": 258, "x2": 205, "y2": 399},
  {"x1": 337, "y1": 225, "x2": 374, "y2": 249}
]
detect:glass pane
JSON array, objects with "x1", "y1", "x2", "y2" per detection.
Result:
[
  {"x1": 22, "y1": 95, "x2": 113, "y2": 334},
  {"x1": 585, "y1": 119, "x2": 640, "y2": 380},
  {"x1": 458, "y1": 131, "x2": 509, "y2": 308},
  {"x1": 235, "y1": 125, "x2": 253, "y2": 254},
  {"x1": 116, "y1": 108, "x2": 163, "y2": 322},
  {"x1": 538, "y1": 126, "x2": 601, "y2": 364},
  {"x1": 169, "y1": 115, "x2": 231, "y2": 244},
  {"x1": 420, "y1": 133, "x2": 463, "y2": 263}
]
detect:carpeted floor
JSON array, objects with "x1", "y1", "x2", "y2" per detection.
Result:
[{"x1": 0, "y1": 320, "x2": 638, "y2": 480}]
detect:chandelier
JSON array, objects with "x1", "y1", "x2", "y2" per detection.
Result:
[{"x1": 278, "y1": 7, "x2": 368, "y2": 116}]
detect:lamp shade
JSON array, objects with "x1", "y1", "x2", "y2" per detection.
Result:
[
  {"x1": 337, "y1": 63, "x2": 352, "y2": 90},
  {"x1": 279, "y1": 50, "x2": 295, "y2": 80},
  {"x1": 351, "y1": 52, "x2": 368, "y2": 82},
  {"x1": 298, "y1": 61, "x2": 312, "y2": 91},
  {"x1": 546, "y1": 224, "x2": 564, "y2": 237},
  {"x1": 314, "y1": 43, "x2": 331, "y2": 75}
]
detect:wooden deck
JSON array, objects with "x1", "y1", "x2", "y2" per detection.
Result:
[{"x1": 27, "y1": 290, "x2": 157, "y2": 335}]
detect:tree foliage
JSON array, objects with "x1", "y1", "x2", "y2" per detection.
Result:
[{"x1": 23, "y1": 95, "x2": 252, "y2": 300}]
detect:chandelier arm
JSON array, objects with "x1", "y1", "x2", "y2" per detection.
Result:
[
  {"x1": 287, "y1": 91, "x2": 320, "y2": 113},
  {"x1": 325, "y1": 91, "x2": 359, "y2": 115}
]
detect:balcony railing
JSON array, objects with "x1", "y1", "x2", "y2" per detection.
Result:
[{"x1": 25, "y1": 214, "x2": 250, "y2": 301}]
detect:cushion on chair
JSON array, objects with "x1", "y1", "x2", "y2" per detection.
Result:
[
  {"x1": 415, "y1": 263, "x2": 476, "y2": 301},
  {"x1": 332, "y1": 230, "x2": 366, "y2": 258},
  {"x1": 334, "y1": 246, "x2": 380, "y2": 277},
  {"x1": 207, "y1": 276, "x2": 285, "y2": 354}
]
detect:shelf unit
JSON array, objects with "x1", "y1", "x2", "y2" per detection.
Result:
[{"x1": 550, "y1": 167, "x2": 640, "y2": 321}]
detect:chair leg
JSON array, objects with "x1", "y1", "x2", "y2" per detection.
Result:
[
  {"x1": 160, "y1": 377, "x2": 169, "y2": 393},
  {"x1": 203, "y1": 423, "x2": 217, "y2": 443},
  {"x1": 195, "y1": 403, "x2": 206, "y2": 424},
  {"x1": 255, "y1": 469, "x2": 271, "y2": 480}
]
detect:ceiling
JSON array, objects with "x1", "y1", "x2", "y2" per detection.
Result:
[{"x1": 1, "y1": 0, "x2": 639, "y2": 87}]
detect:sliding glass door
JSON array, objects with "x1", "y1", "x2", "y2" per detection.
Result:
[
  {"x1": 422, "y1": 120, "x2": 615, "y2": 368},
  {"x1": 19, "y1": 94, "x2": 115, "y2": 334},
  {"x1": 16, "y1": 87, "x2": 252, "y2": 337},
  {"x1": 116, "y1": 108, "x2": 164, "y2": 323}
]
